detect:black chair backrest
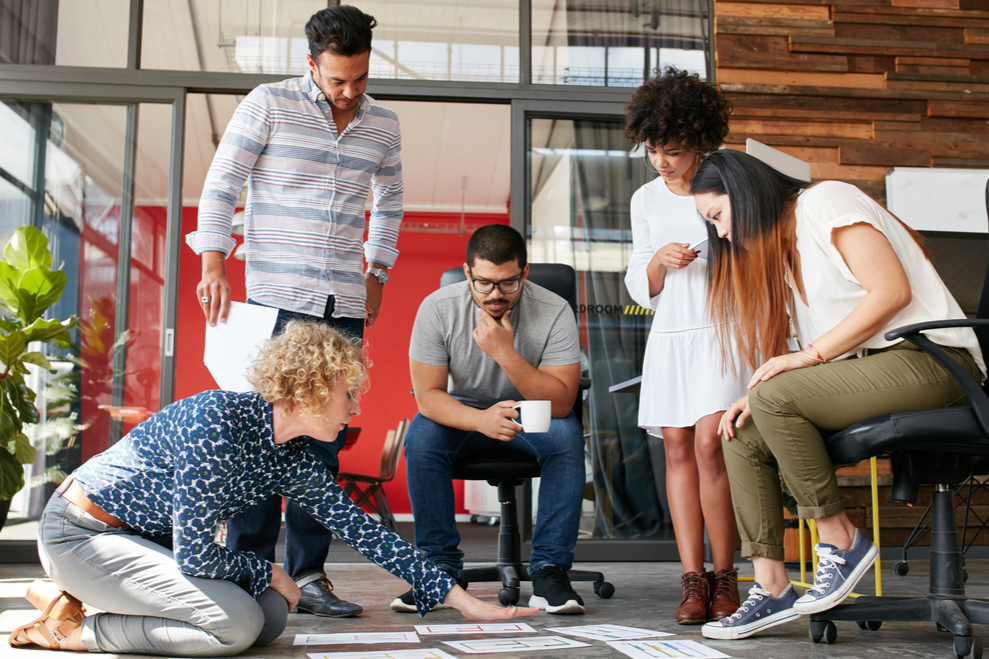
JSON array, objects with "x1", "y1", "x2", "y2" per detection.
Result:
[
  {"x1": 976, "y1": 177, "x2": 989, "y2": 366},
  {"x1": 440, "y1": 263, "x2": 579, "y2": 317}
]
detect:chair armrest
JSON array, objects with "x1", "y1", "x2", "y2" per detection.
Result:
[
  {"x1": 883, "y1": 319, "x2": 989, "y2": 437},
  {"x1": 885, "y1": 318, "x2": 989, "y2": 341}
]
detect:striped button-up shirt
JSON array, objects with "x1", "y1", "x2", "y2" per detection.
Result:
[{"x1": 186, "y1": 73, "x2": 402, "y2": 319}]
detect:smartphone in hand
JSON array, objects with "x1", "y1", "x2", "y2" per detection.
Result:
[{"x1": 689, "y1": 238, "x2": 709, "y2": 260}]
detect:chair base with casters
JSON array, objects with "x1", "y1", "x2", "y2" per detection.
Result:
[
  {"x1": 810, "y1": 402, "x2": 989, "y2": 659},
  {"x1": 450, "y1": 448, "x2": 615, "y2": 606}
]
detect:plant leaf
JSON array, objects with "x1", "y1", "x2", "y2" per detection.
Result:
[
  {"x1": 4, "y1": 226, "x2": 52, "y2": 271},
  {"x1": 10, "y1": 432, "x2": 33, "y2": 464},
  {"x1": 0, "y1": 388, "x2": 22, "y2": 443},
  {"x1": 21, "y1": 351, "x2": 53, "y2": 373},
  {"x1": 30, "y1": 465, "x2": 67, "y2": 488},
  {"x1": 0, "y1": 448, "x2": 25, "y2": 500},
  {"x1": 23, "y1": 317, "x2": 76, "y2": 348},
  {"x1": 0, "y1": 330, "x2": 27, "y2": 369},
  {"x1": 0, "y1": 262, "x2": 20, "y2": 310},
  {"x1": 16, "y1": 267, "x2": 65, "y2": 324},
  {"x1": 9, "y1": 380, "x2": 39, "y2": 426}
]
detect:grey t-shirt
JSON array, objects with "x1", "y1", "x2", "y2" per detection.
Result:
[{"x1": 409, "y1": 280, "x2": 581, "y2": 409}]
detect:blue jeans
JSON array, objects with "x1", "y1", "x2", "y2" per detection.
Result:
[
  {"x1": 404, "y1": 411, "x2": 584, "y2": 578},
  {"x1": 225, "y1": 299, "x2": 363, "y2": 581}
]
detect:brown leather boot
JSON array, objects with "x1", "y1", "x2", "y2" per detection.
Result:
[
  {"x1": 709, "y1": 568, "x2": 741, "y2": 620},
  {"x1": 675, "y1": 571, "x2": 711, "y2": 624}
]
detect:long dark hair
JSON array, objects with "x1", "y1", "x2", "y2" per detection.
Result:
[
  {"x1": 693, "y1": 149, "x2": 929, "y2": 369},
  {"x1": 691, "y1": 150, "x2": 807, "y2": 368}
]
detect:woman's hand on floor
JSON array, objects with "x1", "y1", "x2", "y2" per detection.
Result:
[
  {"x1": 444, "y1": 585, "x2": 539, "y2": 619},
  {"x1": 719, "y1": 395, "x2": 750, "y2": 440},
  {"x1": 269, "y1": 563, "x2": 301, "y2": 610}
]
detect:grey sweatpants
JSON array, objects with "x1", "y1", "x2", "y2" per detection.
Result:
[{"x1": 38, "y1": 493, "x2": 281, "y2": 656}]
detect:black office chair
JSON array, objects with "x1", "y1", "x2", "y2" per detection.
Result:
[
  {"x1": 440, "y1": 263, "x2": 614, "y2": 606},
  {"x1": 809, "y1": 180, "x2": 989, "y2": 659}
]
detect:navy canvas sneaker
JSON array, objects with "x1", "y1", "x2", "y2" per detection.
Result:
[
  {"x1": 701, "y1": 583, "x2": 800, "y2": 640},
  {"x1": 793, "y1": 528, "x2": 878, "y2": 614},
  {"x1": 529, "y1": 566, "x2": 585, "y2": 614}
]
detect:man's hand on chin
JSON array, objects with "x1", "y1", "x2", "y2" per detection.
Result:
[{"x1": 472, "y1": 308, "x2": 515, "y2": 361}]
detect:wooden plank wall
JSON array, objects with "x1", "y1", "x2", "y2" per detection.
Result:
[{"x1": 715, "y1": 0, "x2": 989, "y2": 204}]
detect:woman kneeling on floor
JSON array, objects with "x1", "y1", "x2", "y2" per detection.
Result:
[
  {"x1": 10, "y1": 321, "x2": 535, "y2": 656},
  {"x1": 692, "y1": 149, "x2": 986, "y2": 640}
]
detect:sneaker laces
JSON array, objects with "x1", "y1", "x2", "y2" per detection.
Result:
[
  {"x1": 808, "y1": 546, "x2": 846, "y2": 595},
  {"x1": 725, "y1": 585, "x2": 770, "y2": 622}
]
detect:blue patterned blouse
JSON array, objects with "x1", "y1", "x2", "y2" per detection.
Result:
[{"x1": 71, "y1": 390, "x2": 454, "y2": 616}]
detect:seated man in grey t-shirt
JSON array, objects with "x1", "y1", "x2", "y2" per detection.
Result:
[{"x1": 390, "y1": 224, "x2": 587, "y2": 615}]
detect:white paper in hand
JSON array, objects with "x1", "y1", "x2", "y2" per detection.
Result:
[{"x1": 204, "y1": 302, "x2": 279, "y2": 392}]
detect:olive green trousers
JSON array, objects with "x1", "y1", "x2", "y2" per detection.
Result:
[{"x1": 725, "y1": 342, "x2": 981, "y2": 561}]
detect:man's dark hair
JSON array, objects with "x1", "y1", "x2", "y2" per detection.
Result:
[
  {"x1": 466, "y1": 224, "x2": 527, "y2": 269},
  {"x1": 305, "y1": 5, "x2": 377, "y2": 59}
]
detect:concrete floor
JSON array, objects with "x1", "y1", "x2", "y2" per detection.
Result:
[{"x1": 3, "y1": 558, "x2": 989, "y2": 659}]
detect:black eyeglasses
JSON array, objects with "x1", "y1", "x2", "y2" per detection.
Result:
[{"x1": 468, "y1": 268, "x2": 523, "y2": 294}]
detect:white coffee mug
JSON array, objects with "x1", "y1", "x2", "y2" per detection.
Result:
[{"x1": 512, "y1": 400, "x2": 552, "y2": 433}]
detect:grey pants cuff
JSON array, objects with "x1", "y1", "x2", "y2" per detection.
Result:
[
  {"x1": 79, "y1": 617, "x2": 99, "y2": 652},
  {"x1": 742, "y1": 541, "x2": 785, "y2": 562},
  {"x1": 797, "y1": 501, "x2": 845, "y2": 520},
  {"x1": 294, "y1": 572, "x2": 327, "y2": 588}
]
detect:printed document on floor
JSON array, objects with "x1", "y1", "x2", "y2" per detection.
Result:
[
  {"x1": 608, "y1": 638, "x2": 732, "y2": 659},
  {"x1": 546, "y1": 624, "x2": 673, "y2": 641},
  {"x1": 294, "y1": 631, "x2": 420, "y2": 646},
  {"x1": 203, "y1": 301, "x2": 278, "y2": 391},
  {"x1": 442, "y1": 635, "x2": 590, "y2": 653},
  {"x1": 415, "y1": 623, "x2": 536, "y2": 635},
  {"x1": 306, "y1": 649, "x2": 458, "y2": 659}
]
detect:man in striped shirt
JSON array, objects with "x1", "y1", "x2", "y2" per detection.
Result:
[{"x1": 186, "y1": 5, "x2": 399, "y2": 620}]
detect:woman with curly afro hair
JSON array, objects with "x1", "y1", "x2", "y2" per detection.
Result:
[
  {"x1": 624, "y1": 67, "x2": 750, "y2": 626},
  {"x1": 12, "y1": 322, "x2": 534, "y2": 656}
]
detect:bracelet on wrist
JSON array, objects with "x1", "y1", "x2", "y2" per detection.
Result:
[{"x1": 805, "y1": 343, "x2": 828, "y2": 364}]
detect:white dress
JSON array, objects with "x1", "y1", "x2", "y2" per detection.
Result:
[{"x1": 625, "y1": 177, "x2": 750, "y2": 437}]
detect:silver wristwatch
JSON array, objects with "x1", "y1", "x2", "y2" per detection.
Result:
[{"x1": 366, "y1": 267, "x2": 389, "y2": 285}]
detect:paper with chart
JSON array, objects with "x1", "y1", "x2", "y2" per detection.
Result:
[
  {"x1": 414, "y1": 622, "x2": 536, "y2": 635},
  {"x1": 305, "y1": 650, "x2": 458, "y2": 659},
  {"x1": 294, "y1": 632, "x2": 419, "y2": 646},
  {"x1": 546, "y1": 623, "x2": 673, "y2": 641},
  {"x1": 203, "y1": 301, "x2": 278, "y2": 391},
  {"x1": 608, "y1": 638, "x2": 732, "y2": 659},
  {"x1": 442, "y1": 635, "x2": 590, "y2": 653}
]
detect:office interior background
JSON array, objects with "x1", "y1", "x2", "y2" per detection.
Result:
[{"x1": 1, "y1": 0, "x2": 987, "y2": 564}]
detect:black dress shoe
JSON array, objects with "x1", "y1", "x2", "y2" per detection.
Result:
[{"x1": 295, "y1": 577, "x2": 363, "y2": 618}]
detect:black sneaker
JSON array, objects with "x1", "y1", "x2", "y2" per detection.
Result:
[
  {"x1": 390, "y1": 572, "x2": 467, "y2": 613},
  {"x1": 529, "y1": 566, "x2": 585, "y2": 614}
]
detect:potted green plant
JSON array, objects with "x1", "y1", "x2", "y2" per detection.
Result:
[{"x1": 0, "y1": 226, "x2": 77, "y2": 531}]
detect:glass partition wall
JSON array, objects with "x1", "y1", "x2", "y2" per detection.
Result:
[{"x1": 0, "y1": 0, "x2": 712, "y2": 561}]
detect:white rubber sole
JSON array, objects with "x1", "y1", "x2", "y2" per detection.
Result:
[
  {"x1": 389, "y1": 596, "x2": 452, "y2": 613},
  {"x1": 701, "y1": 609, "x2": 801, "y2": 640},
  {"x1": 792, "y1": 543, "x2": 879, "y2": 615},
  {"x1": 529, "y1": 594, "x2": 585, "y2": 615}
]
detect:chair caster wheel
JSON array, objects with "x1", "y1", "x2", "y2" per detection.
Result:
[
  {"x1": 593, "y1": 581, "x2": 615, "y2": 599},
  {"x1": 809, "y1": 620, "x2": 837, "y2": 644},
  {"x1": 857, "y1": 620, "x2": 882, "y2": 631},
  {"x1": 955, "y1": 634, "x2": 982, "y2": 659},
  {"x1": 498, "y1": 588, "x2": 520, "y2": 606},
  {"x1": 893, "y1": 562, "x2": 909, "y2": 576}
]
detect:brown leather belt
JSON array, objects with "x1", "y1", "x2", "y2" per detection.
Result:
[{"x1": 57, "y1": 478, "x2": 126, "y2": 528}]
